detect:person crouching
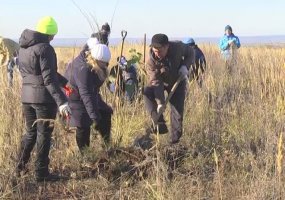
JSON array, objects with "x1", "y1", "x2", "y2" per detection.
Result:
[
  {"x1": 144, "y1": 34, "x2": 195, "y2": 144},
  {"x1": 64, "y1": 44, "x2": 112, "y2": 153}
]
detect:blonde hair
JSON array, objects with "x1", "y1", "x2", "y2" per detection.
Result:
[{"x1": 85, "y1": 51, "x2": 108, "y2": 81}]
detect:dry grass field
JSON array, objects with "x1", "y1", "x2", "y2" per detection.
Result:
[{"x1": 0, "y1": 42, "x2": 285, "y2": 199}]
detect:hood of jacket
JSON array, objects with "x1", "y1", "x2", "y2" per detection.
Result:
[{"x1": 19, "y1": 29, "x2": 50, "y2": 48}]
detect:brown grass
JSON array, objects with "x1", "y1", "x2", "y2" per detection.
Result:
[{"x1": 0, "y1": 43, "x2": 285, "y2": 199}]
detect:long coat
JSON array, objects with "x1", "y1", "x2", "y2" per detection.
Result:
[{"x1": 65, "y1": 50, "x2": 112, "y2": 128}]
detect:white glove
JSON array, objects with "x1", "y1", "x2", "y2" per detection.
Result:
[
  {"x1": 59, "y1": 102, "x2": 71, "y2": 117},
  {"x1": 178, "y1": 65, "x2": 189, "y2": 77},
  {"x1": 157, "y1": 104, "x2": 165, "y2": 114}
]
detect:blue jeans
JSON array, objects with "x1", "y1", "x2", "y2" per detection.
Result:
[{"x1": 17, "y1": 103, "x2": 57, "y2": 177}]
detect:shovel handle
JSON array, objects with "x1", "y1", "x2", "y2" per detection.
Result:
[{"x1": 121, "y1": 30, "x2": 127, "y2": 40}]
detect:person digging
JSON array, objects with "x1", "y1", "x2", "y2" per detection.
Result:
[{"x1": 143, "y1": 33, "x2": 195, "y2": 145}]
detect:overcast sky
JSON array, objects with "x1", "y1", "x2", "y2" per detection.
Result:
[{"x1": 1, "y1": 0, "x2": 285, "y2": 39}]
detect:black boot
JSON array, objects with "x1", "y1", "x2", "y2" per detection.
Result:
[
  {"x1": 16, "y1": 135, "x2": 36, "y2": 177},
  {"x1": 76, "y1": 127, "x2": 91, "y2": 153},
  {"x1": 36, "y1": 172, "x2": 61, "y2": 182}
]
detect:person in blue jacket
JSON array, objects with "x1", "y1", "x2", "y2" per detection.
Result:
[
  {"x1": 219, "y1": 25, "x2": 240, "y2": 60},
  {"x1": 182, "y1": 37, "x2": 206, "y2": 87},
  {"x1": 64, "y1": 43, "x2": 112, "y2": 153}
]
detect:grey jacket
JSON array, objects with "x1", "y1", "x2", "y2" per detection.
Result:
[{"x1": 18, "y1": 29, "x2": 67, "y2": 106}]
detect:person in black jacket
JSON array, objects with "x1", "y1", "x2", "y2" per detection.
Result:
[
  {"x1": 16, "y1": 16, "x2": 71, "y2": 182},
  {"x1": 91, "y1": 23, "x2": 111, "y2": 46},
  {"x1": 64, "y1": 43, "x2": 112, "y2": 153}
]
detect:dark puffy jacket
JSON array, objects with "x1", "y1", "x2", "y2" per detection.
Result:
[
  {"x1": 64, "y1": 50, "x2": 112, "y2": 128},
  {"x1": 146, "y1": 41, "x2": 195, "y2": 104},
  {"x1": 18, "y1": 29, "x2": 67, "y2": 106}
]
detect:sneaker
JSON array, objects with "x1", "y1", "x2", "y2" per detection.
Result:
[{"x1": 36, "y1": 173, "x2": 61, "y2": 182}]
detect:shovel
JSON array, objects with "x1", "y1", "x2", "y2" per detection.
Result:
[
  {"x1": 154, "y1": 74, "x2": 188, "y2": 124},
  {"x1": 113, "y1": 30, "x2": 128, "y2": 108}
]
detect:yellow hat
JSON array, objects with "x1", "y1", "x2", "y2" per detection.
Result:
[{"x1": 36, "y1": 16, "x2": 58, "y2": 35}]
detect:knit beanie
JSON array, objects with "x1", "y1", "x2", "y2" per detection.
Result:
[{"x1": 91, "y1": 44, "x2": 111, "y2": 63}]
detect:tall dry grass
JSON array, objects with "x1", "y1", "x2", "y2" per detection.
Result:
[{"x1": 0, "y1": 43, "x2": 285, "y2": 199}]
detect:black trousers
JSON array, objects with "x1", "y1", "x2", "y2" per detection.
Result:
[
  {"x1": 143, "y1": 80, "x2": 186, "y2": 143},
  {"x1": 76, "y1": 111, "x2": 112, "y2": 152},
  {"x1": 17, "y1": 103, "x2": 57, "y2": 177}
]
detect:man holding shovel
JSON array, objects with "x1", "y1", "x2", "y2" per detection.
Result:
[{"x1": 144, "y1": 33, "x2": 195, "y2": 144}]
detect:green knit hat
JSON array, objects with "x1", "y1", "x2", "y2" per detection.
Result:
[{"x1": 36, "y1": 16, "x2": 58, "y2": 35}]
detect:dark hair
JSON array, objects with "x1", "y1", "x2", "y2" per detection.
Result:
[
  {"x1": 150, "y1": 33, "x2": 169, "y2": 48},
  {"x1": 101, "y1": 23, "x2": 110, "y2": 32}
]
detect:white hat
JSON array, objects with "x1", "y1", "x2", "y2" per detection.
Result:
[
  {"x1": 91, "y1": 44, "x2": 111, "y2": 63},
  {"x1": 87, "y1": 37, "x2": 99, "y2": 50}
]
